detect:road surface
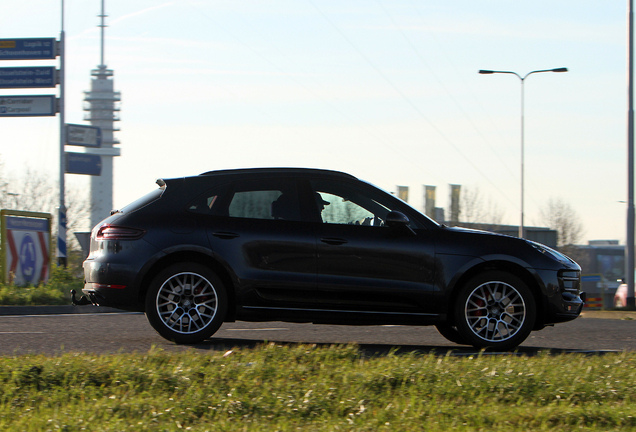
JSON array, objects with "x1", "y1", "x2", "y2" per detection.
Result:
[{"x1": 1, "y1": 311, "x2": 635, "y2": 356}]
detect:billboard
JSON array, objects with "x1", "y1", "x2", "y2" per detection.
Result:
[{"x1": 1, "y1": 210, "x2": 52, "y2": 286}]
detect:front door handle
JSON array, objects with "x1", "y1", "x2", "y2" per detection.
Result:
[
  {"x1": 212, "y1": 231, "x2": 240, "y2": 239},
  {"x1": 321, "y1": 237, "x2": 348, "y2": 245}
]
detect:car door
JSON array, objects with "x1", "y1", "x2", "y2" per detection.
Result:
[
  {"x1": 309, "y1": 178, "x2": 438, "y2": 316},
  {"x1": 196, "y1": 177, "x2": 318, "y2": 309}
]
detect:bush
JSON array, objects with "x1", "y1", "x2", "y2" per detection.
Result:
[{"x1": 0, "y1": 265, "x2": 81, "y2": 306}]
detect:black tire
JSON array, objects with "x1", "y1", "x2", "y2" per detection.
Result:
[
  {"x1": 145, "y1": 263, "x2": 227, "y2": 344},
  {"x1": 454, "y1": 271, "x2": 536, "y2": 351},
  {"x1": 435, "y1": 323, "x2": 469, "y2": 345}
]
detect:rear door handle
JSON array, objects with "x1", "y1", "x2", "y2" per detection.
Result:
[
  {"x1": 321, "y1": 237, "x2": 348, "y2": 245},
  {"x1": 212, "y1": 231, "x2": 240, "y2": 239}
]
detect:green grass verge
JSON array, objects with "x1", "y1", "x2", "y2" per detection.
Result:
[
  {"x1": 1, "y1": 345, "x2": 635, "y2": 431},
  {"x1": 0, "y1": 266, "x2": 81, "y2": 306}
]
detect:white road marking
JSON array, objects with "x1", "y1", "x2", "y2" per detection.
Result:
[{"x1": 0, "y1": 331, "x2": 45, "y2": 334}]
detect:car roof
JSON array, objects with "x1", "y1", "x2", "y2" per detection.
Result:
[{"x1": 197, "y1": 167, "x2": 358, "y2": 180}]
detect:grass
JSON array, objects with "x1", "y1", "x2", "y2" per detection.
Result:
[
  {"x1": 0, "y1": 344, "x2": 635, "y2": 431},
  {"x1": 0, "y1": 265, "x2": 81, "y2": 306}
]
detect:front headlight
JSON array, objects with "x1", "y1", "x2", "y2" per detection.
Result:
[{"x1": 527, "y1": 240, "x2": 572, "y2": 265}]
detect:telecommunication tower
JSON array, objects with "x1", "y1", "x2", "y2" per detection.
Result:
[{"x1": 83, "y1": 0, "x2": 121, "y2": 228}]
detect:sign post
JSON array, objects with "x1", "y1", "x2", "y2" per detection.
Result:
[{"x1": 0, "y1": 7, "x2": 67, "y2": 267}]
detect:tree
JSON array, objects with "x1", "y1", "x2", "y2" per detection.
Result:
[
  {"x1": 0, "y1": 162, "x2": 92, "y2": 268},
  {"x1": 458, "y1": 186, "x2": 505, "y2": 228},
  {"x1": 540, "y1": 197, "x2": 584, "y2": 247}
]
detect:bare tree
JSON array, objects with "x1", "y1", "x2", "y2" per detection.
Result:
[
  {"x1": 540, "y1": 197, "x2": 584, "y2": 247},
  {"x1": 0, "y1": 165, "x2": 91, "y2": 251},
  {"x1": 459, "y1": 186, "x2": 505, "y2": 228}
]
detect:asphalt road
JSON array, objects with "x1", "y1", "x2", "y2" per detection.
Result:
[{"x1": 1, "y1": 311, "x2": 635, "y2": 356}]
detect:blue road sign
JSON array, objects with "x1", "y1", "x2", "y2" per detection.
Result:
[
  {"x1": 0, "y1": 95, "x2": 56, "y2": 116},
  {"x1": 66, "y1": 124, "x2": 102, "y2": 147},
  {"x1": 65, "y1": 153, "x2": 102, "y2": 176},
  {"x1": 0, "y1": 66, "x2": 56, "y2": 89},
  {"x1": 19, "y1": 233, "x2": 37, "y2": 284},
  {"x1": 0, "y1": 38, "x2": 56, "y2": 60}
]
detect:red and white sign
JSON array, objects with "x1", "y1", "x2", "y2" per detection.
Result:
[{"x1": 2, "y1": 212, "x2": 51, "y2": 286}]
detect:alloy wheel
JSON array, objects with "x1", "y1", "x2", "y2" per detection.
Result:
[
  {"x1": 464, "y1": 280, "x2": 526, "y2": 343},
  {"x1": 156, "y1": 272, "x2": 219, "y2": 334}
]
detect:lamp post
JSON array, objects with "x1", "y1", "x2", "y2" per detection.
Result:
[{"x1": 479, "y1": 67, "x2": 568, "y2": 239}]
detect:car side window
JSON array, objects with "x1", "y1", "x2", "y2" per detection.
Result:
[
  {"x1": 317, "y1": 192, "x2": 381, "y2": 225},
  {"x1": 227, "y1": 178, "x2": 301, "y2": 221},
  {"x1": 188, "y1": 186, "x2": 224, "y2": 215},
  {"x1": 311, "y1": 180, "x2": 392, "y2": 227}
]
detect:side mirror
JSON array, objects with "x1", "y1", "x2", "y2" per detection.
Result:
[
  {"x1": 386, "y1": 211, "x2": 409, "y2": 226},
  {"x1": 386, "y1": 211, "x2": 416, "y2": 235}
]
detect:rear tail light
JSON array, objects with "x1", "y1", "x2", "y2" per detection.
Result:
[{"x1": 96, "y1": 225, "x2": 146, "y2": 240}]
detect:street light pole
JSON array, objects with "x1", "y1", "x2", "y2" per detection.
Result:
[
  {"x1": 479, "y1": 68, "x2": 568, "y2": 239},
  {"x1": 627, "y1": 0, "x2": 635, "y2": 308}
]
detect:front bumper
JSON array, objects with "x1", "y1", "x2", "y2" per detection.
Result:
[{"x1": 539, "y1": 268, "x2": 585, "y2": 325}]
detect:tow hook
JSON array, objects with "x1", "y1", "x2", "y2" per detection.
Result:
[{"x1": 70, "y1": 289, "x2": 93, "y2": 306}]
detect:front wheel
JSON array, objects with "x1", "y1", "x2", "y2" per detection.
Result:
[
  {"x1": 145, "y1": 263, "x2": 227, "y2": 344},
  {"x1": 454, "y1": 271, "x2": 536, "y2": 350}
]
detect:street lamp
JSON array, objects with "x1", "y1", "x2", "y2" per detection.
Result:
[{"x1": 479, "y1": 67, "x2": 568, "y2": 239}]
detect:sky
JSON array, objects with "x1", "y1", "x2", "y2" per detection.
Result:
[{"x1": 0, "y1": 0, "x2": 630, "y2": 244}]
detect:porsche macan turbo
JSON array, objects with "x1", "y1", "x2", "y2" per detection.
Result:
[{"x1": 79, "y1": 168, "x2": 584, "y2": 350}]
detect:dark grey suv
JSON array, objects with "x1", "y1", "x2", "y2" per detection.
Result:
[{"x1": 79, "y1": 168, "x2": 584, "y2": 350}]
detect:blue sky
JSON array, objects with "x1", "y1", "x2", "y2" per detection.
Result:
[{"x1": 0, "y1": 0, "x2": 630, "y2": 243}]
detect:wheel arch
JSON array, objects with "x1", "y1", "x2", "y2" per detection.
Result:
[
  {"x1": 136, "y1": 249, "x2": 237, "y2": 321},
  {"x1": 445, "y1": 260, "x2": 547, "y2": 330}
]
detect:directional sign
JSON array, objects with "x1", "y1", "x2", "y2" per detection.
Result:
[
  {"x1": 0, "y1": 210, "x2": 52, "y2": 286},
  {"x1": 0, "y1": 66, "x2": 56, "y2": 89},
  {"x1": 0, "y1": 95, "x2": 56, "y2": 116},
  {"x1": 66, "y1": 124, "x2": 102, "y2": 147},
  {"x1": 65, "y1": 152, "x2": 102, "y2": 176},
  {"x1": 0, "y1": 38, "x2": 56, "y2": 60}
]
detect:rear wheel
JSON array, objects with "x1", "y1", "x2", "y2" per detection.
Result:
[
  {"x1": 454, "y1": 271, "x2": 536, "y2": 350},
  {"x1": 145, "y1": 263, "x2": 227, "y2": 344}
]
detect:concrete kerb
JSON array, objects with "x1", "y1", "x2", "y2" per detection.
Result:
[{"x1": 580, "y1": 310, "x2": 636, "y2": 320}]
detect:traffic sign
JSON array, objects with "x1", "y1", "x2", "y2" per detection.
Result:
[
  {"x1": 0, "y1": 38, "x2": 57, "y2": 60},
  {"x1": 0, "y1": 95, "x2": 56, "y2": 116},
  {"x1": 65, "y1": 152, "x2": 102, "y2": 176},
  {"x1": 0, "y1": 66, "x2": 56, "y2": 88},
  {"x1": 0, "y1": 210, "x2": 52, "y2": 286},
  {"x1": 66, "y1": 124, "x2": 102, "y2": 147}
]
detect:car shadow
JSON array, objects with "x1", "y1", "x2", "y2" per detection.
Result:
[{"x1": 187, "y1": 337, "x2": 616, "y2": 357}]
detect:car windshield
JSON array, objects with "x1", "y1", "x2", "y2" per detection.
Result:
[{"x1": 359, "y1": 179, "x2": 440, "y2": 227}]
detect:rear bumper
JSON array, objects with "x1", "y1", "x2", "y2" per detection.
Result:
[{"x1": 82, "y1": 259, "x2": 145, "y2": 311}]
